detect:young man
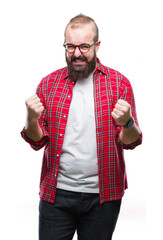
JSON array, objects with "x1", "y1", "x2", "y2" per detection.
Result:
[{"x1": 21, "y1": 14, "x2": 142, "y2": 240}]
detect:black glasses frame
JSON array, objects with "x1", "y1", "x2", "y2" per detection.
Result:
[{"x1": 63, "y1": 42, "x2": 96, "y2": 53}]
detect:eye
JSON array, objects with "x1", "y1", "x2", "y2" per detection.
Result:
[
  {"x1": 80, "y1": 44, "x2": 90, "y2": 51},
  {"x1": 66, "y1": 44, "x2": 75, "y2": 51}
]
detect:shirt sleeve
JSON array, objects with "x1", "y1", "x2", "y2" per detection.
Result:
[
  {"x1": 20, "y1": 79, "x2": 49, "y2": 151},
  {"x1": 117, "y1": 76, "x2": 143, "y2": 150},
  {"x1": 20, "y1": 127, "x2": 49, "y2": 151},
  {"x1": 119, "y1": 132, "x2": 142, "y2": 149}
]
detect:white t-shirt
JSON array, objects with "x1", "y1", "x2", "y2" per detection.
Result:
[{"x1": 57, "y1": 73, "x2": 99, "y2": 193}]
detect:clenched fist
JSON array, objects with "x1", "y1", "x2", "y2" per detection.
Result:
[
  {"x1": 111, "y1": 99, "x2": 132, "y2": 126},
  {"x1": 25, "y1": 94, "x2": 44, "y2": 122}
]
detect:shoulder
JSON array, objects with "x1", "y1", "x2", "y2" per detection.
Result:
[
  {"x1": 37, "y1": 67, "x2": 68, "y2": 91},
  {"x1": 98, "y1": 61, "x2": 133, "y2": 100},
  {"x1": 100, "y1": 62, "x2": 131, "y2": 88},
  {"x1": 42, "y1": 67, "x2": 68, "y2": 85}
]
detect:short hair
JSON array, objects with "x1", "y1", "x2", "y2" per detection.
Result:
[{"x1": 64, "y1": 14, "x2": 99, "y2": 42}]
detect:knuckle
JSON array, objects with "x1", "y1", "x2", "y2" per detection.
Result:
[
  {"x1": 126, "y1": 101, "x2": 130, "y2": 106},
  {"x1": 123, "y1": 106, "x2": 129, "y2": 112},
  {"x1": 35, "y1": 109, "x2": 40, "y2": 114},
  {"x1": 115, "y1": 103, "x2": 118, "y2": 108},
  {"x1": 25, "y1": 101, "x2": 31, "y2": 108},
  {"x1": 36, "y1": 96, "x2": 40, "y2": 101},
  {"x1": 25, "y1": 100, "x2": 28, "y2": 106},
  {"x1": 25, "y1": 97, "x2": 31, "y2": 105}
]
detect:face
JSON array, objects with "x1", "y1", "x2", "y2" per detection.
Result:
[{"x1": 65, "y1": 23, "x2": 100, "y2": 80}]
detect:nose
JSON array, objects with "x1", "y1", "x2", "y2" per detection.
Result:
[{"x1": 73, "y1": 46, "x2": 82, "y2": 57}]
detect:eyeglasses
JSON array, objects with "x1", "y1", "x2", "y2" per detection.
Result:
[{"x1": 63, "y1": 42, "x2": 95, "y2": 53}]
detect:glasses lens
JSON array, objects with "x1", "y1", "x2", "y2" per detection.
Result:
[
  {"x1": 65, "y1": 44, "x2": 75, "y2": 53},
  {"x1": 79, "y1": 45, "x2": 90, "y2": 53}
]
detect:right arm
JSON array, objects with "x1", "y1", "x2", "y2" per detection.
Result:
[{"x1": 25, "y1": 94, "x2": 44, "y2": 142}]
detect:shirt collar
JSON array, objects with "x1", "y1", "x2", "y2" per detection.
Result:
[{"x1": 95, "y1": 58, "x2": 108, "y2": 75}]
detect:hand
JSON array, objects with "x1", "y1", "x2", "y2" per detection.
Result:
[
  {"x1": 111, "y1": 99, "x2": 132, "y2": 126},
  {"x1": 25, "y1": 94, "x2": 44, "y2": 122}
]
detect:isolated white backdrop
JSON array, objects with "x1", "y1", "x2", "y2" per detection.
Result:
[{"x1": 0, "y1": 0, "x2": 162, "y2": 239}]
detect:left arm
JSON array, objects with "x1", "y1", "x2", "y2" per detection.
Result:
[{"x1": 111, "y1": 99, "x2": 142, "y2": 145}]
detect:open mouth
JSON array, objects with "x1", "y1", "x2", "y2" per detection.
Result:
[
  {"x1": 74, "y1": 59, "x2": 84, "y2": 62},
  {"x1": 72, "y1": 58, "x2": 87, "y2": 66},
  {"x1": 73, "y1": 60, "x2": 86, "y2": 65}
]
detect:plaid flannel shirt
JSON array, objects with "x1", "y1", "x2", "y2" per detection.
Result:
[{"x1": 21, "y1": 58, "x2": 142, "y2": 203}]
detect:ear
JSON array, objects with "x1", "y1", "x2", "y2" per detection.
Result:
[{"x1": 95, "y1": 41, "x2": 101, "y2": 52}]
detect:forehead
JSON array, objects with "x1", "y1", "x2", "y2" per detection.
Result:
[{"x1": 65, "y1": 23, "x2": 95, "y2": 44}]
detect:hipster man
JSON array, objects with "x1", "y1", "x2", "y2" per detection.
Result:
[{"x1": 21, "y1": 14, "x2": 142, "y2": 240}]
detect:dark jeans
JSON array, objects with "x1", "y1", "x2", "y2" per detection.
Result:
[{"x1": 39, "y1": 188, "x2": 122, "y2": 240}]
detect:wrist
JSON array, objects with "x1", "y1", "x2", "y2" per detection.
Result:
[
  {"x1": 27, "y1": 115, "x2": 39, "y2": 124},
  {"x1": 122, "y1": 117, "x2": 134, "y2": 129},
  {"x1": 25, "y1": 119, "x2": 43, "y2": 142},
  {"x1": 25, "y1": 118, "x2": 40, "y2": 132}
]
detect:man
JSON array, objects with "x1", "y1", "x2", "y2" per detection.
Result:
[{"x1": 21, "y1": 14, "x2": 142, "y2": 240}]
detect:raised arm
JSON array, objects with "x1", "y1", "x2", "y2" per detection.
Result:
[
  {"x1": 25, "y1": 94, "x2": 44, "y2": 142},
  {"x1": 111, "y1": 99, "x2": 142, "y2": 145}
]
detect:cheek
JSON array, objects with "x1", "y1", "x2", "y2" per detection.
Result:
[
  {"x1": 66, "y1": 52, "x2": 73, "y2": 61},
  {"x1": 86, "y1": 49, "x2": 96, "y2": 61},
  {"x1": 84, "y1": 53, "x2": 92, "y2": 61},
  {"x1": 66, "y1": 51, "x2": 70, "y2": 58}
]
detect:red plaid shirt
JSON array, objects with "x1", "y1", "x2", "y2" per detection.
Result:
[{"x1": 21, "y1": 58, "x2": 142, "y2": 203}]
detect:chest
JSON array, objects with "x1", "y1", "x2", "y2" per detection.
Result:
[{"x1": 45, "y1": 76, "x2": 119, "y2": 127}]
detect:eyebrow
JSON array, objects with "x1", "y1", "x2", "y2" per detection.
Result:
[{"x1": 65, "y1": 42, "x2": 92, "y2": 45}]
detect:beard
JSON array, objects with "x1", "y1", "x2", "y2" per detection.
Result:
[{"x1": 66, "y1": 52, "x2": 97, "y2": 81}]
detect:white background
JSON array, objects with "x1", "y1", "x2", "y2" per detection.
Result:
[{"x1": 0, "y1": 0, "x2": 162, "y2": 239}]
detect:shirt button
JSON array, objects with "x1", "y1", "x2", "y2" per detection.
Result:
[
  {"x1": 63, "y1": 115, "x2": 66, "y2": 118},
  {"x1": 60, "y1": 133, "x2": 63, "y2": 137},
  {"x1": 68, "y1": 95, "x2": 71, "y2": 98},
  {"x1": 57, "y1": 154, "x2": 59, "y2": 157}
]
